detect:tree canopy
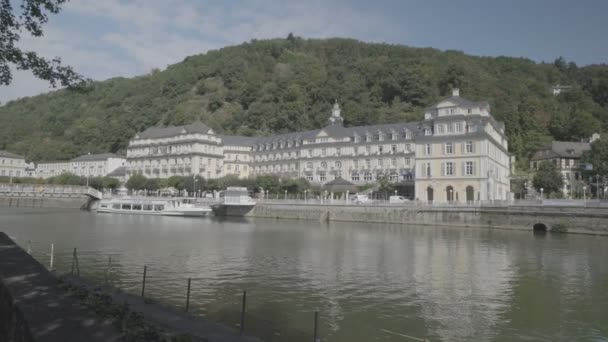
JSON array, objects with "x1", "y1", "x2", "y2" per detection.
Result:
[
  {"x1": 0, "y1": 37, "x2": 606, "y2": 167},
  {"x1": 532, "y1": 161, "x2": 564, "y2": 196},
  {"x1": 0, "y1": 0, "x2": 87, "y2": 87}
]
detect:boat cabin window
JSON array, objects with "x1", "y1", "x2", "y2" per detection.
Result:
[
  {"x1": 143, "y1": 204, "x2": 153, "y2": 211},
  {"x1": 132, "y1": 204, "x2": 142, "y2": 210},
  {"x1": 154, "y1": 204, "x2": 164, "y2": 211},
  {"x1": 112, "y1": 204, "x2": 120, "y2": 209},
  {"x1": 121, "y1": 204, "x2": 132, "y2": 210}
]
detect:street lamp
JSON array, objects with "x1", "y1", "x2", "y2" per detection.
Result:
[
  {"x1": 540, "y1": 188, "x2": 544, "y2": 203},
  {"x1": 583, "y1": 185, "x2": 587, "y2": 202}
]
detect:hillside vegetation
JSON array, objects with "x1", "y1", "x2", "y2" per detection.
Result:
[{"x1": 1, "y1": 37, "x2": 607, "y2": 166}]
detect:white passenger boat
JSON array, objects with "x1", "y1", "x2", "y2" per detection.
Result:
[
  {"x1": 97, "y1": 197, "x2": 212, "y2": 217},
  {"x1": 211, "y1": 187, "x2": 256, "y2": 216}
]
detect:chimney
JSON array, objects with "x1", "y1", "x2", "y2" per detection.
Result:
[{"x1": 452, "y1": 88, "x2": 460, "y2": 97}]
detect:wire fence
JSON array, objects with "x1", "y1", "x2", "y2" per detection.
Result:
[{"x1": 19, "y1": 239, "x2": 320, "y2": 342}]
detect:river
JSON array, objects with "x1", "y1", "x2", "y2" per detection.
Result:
[{"x1": 1, "y1": 207, "x2": 607, "y2": 341}]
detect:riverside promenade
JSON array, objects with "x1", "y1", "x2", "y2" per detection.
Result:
[
  {"x1": 0, "y1": 232, "x2": 260, "y2": 342},
  {"x1": 244, "y1": 199, "x2": 608, "y2": 235}
]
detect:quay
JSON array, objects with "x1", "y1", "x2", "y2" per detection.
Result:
[
  {"x1": 0, "y1": 183, "x2": 101, "y2": 209},
  {"x1": 0, "y1": 232, "x2": 261, "y2": 342},
  {"x1": 243, "y1": 200, "x2": 608, "y2": 235}
]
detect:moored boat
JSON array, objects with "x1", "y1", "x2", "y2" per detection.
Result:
[
  {"x1": 211, "y1": 187, "x2": 256, "y2": 216},
  {"x1": 97, "y1": 197, "x2": 212, "y2": 217}
]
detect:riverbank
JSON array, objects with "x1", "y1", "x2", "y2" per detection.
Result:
[
  {"x1": 0, "y1": 232, "x2": 259, "y2": 342},
  {"x1": 0, "y1": 195, "x2": 91, "y2": 209},
  {"x1": 245, "y1": 203, "x2": 608, "y2": 235}
]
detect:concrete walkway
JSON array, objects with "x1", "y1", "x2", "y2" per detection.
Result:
[
  {"x1": 63, "y1": 275, "x2": 261, "y2": 342},
  {"x1": 0, "y1": 232, "x2": 121, "y2": 342}
]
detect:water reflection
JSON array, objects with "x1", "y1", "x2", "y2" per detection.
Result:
[{"x1": 1, "y1": 208, "x2": 607, "y2": 342}]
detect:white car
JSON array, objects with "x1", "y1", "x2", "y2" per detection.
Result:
[{"x1": 389, "y1": 196, "x2": 410, "y2": 204}]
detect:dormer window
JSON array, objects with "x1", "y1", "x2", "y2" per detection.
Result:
[
  {"x1": 366, "y1": 134, "x2": 371, "y2": 142},
  {"x1": 450, "y1": 108, "x2": 456, "y2": 114},
  {"x1": 436, "y1": 125, "x2": 444, "y2": 134},
  {"x1": 180, "y1": 128, "x2": 187, "y2": 134},
  {"x1": 424, "y1": 127, "x2": 432, "y2": 136},
  {"x1": 378, "y1": 132, "x2": 384, "y2": 141},
  {"x1": 353, "y1": 135, "x2": 360, "y2": 143},
  {"x1": 390, "y1": 132, "x2": 397, "y2": 140},
  {"x1": 447, "y1": 124, "x2": 454, "y2": 133}
]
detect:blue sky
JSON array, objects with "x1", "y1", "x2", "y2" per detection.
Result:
[{"x1": 2, "y1": 0, "x2": 607, "y2": 103}]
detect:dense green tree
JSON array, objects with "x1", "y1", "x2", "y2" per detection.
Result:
[
  {"x1": 0, "y1": 0, "x2": 87, "y2": 87},
  {"x1": 143, "y1": 178, "x2": 160, "y2": 191},
  {"x1": 48, "y1": 172, "x2": 81, "y2": 185},
  {"x1": 101, "y1": 177, "x2": 120, "y2": 190},
  {"x1": 532, "y1": 161, "x2": 564, "y2": 195},
  {"x1": 166, "y1": 175, "x2": 185, "y2": 190},
  {"x1": 581, "y1": 139, "x2": 608, "y2": 180},
  {"x1": 0, "y1": 37, "x2": 606, "y2": 168},
  {"x1": 125, "y1": 174, "x2": 146, "y2": 190}
]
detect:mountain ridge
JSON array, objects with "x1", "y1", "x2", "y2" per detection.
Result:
[{"x1": 0, "y1": 37, "x2": 606, "y2": 166}]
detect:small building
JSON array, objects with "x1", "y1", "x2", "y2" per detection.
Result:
[
  {"x1": 36, "y1": 153, "x2": 126, "y2": 179},
  {"x1": 552, "y1": 84, "x2": 572, "y2": 96},
  {"x1": 0, "y1": 150, "x2": 26, "y2": 178},
  {"x1": 530, "y1": 134, "x2": 599, "y2": 197}
]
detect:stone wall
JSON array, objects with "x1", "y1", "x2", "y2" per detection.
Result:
[
  {"x1": 247, "y1": 204, "x2": 608, "y2": 235},
  {"x1": 0, "y1": 196, "x2": 91, "y2": 209},
  {"x1": 0, "y1": 232, "x2": 121, "y2": 342}
]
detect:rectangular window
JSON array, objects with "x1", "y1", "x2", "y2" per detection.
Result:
[
  {"x1": 354, "y1": 160, "x2": 359, "y2": 168},
  {"x1": 465, "y1": 161, "x2": 474, "y2": 175},
  {"x1": 378, "y1": 159, "x2": 383, "y2": 167},
  {"x1": 465, "y1": 141, "x2": 473, "y2": 153},
  {"x1": 351, "y1": 173, "x2": 360, "y2": 181},
  {"x1": 424, "y1": 128, "x2": 432, "y2": 136},
  {"x1": 445, "y1": 162, "x2": 454, "y2": 176},
  {"x1": 405, "y1": 143, "x2": 411, "y2": 152},
  {"x1": 391, "y1": 144, "x2": 397, "y2": 152},
  {"x1": 391, "y1": 133, "x2": 397, "y2": 140},
  {"x1": 447, "y1": 124, "x2": 454, "y2": 133},
  {"x1": 365, "y1": 159, "x2": 371, "y2": 168},
  {"x1": 322, "y1": 148, "x2": 326, "y2": 156},
  {"x1": 436, "y1": 125, "x2": 444, "y2": 134},
  {"x1": 425, "y1": 163, "x2": 432, "y2": 177},
  {"x1": 425, "y1": 144, "x2": 432, "y2": 155},
  {"x1": 320, "y1": 173, "x2": 326, "y2": 182},
  {"x1": 364, "y1": 173, "x2": 373, "y2": 181},
  {"x1": 445, "y1": 142, "x2": 454, "y2": 154},
  {"x1": 355, "y1": 146, "x2": 359, "y2": 154},
  {"x1": 455, "y1": 123, "x2": 463, "y2": 132},
  {"x1": 378, "y1": 145, "x2": 383, "y2": 153},
  {"x1": 405, "y1": 158, "x2": 410, "y2": 166},
  {"x1": 366, "y1": 146, "x2": 371, "y2": 153},
  {"x1": 391, "y1": 158, "x2": 396, "y2": 167}
]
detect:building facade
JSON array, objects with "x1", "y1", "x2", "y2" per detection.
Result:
[
  {"x1": 0, "y1": 151, "x2": 26, "y2": 178},
  {"x1": 125, "y1": 89, "x2": 512, "y2": 203},
  {"x1": 36, "y1": 153, "x2": 126, "y2": 179},
  {"x1": 530, "y1": 134, "x2": 599, "y2": 197}
]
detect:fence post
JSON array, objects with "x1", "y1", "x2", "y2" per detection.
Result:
[
  {"x1": 185, "y1": 278, "x2": 191, "y2": 312},
  {"x1": 240, "y1": 290, "x2": 247, "y2": 335},
  {"x1": 313, "y1": 311, "x2": 319, "y2": 342},
  {"x1": 49, "y1": 243, "x2": 54, "y2": 270},
  {"x1": 105, "y1": 256, "x2": 112, "y2": 286},
  {"x1": 141, "y1": 265, "x2": 147, "y2": 300}
]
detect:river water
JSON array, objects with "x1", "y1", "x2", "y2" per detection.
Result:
[{"x1": 1, "y1": 207, "x2": 607, "y2": 341}]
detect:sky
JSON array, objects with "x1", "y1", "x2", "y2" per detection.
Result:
[{"x1": 2, "y1": 0, "x2": 607, "y2": 103}]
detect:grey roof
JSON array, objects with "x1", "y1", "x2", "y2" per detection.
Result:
[
  {"x1": 531, "y1": 141, "x2": 591, "y2": 160},
  {"x1": 221, "y1": 135, "x2": 259, "y2": 146},
  {"x1": 0, "y1": 150, "x2": 24, "y2": 159},
  {"x1": 136, "y1": 121, "x2": 213, "y2": 139},
  {"x1": 72, "y1": 153, "x2": 122, "y2": 162},
  {"x1": 107, "y1": 166, "x2": 126, "y2": 177}
]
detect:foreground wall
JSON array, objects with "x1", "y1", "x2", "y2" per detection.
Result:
[
  {"x1": 0, "y1": 232, "x2": 121, "y2": 342},
  {"x1": 0, "y1": 196, "x2": 90, "y2": 209},
  {"x1": 247, "y1": 204, "x2": 608, "y2": 235}
]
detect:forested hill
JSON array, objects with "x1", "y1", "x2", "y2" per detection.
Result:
[{"x1": 1, "y1": 37, "x2": 607, "y2": 165}]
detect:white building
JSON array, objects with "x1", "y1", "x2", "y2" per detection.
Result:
[
  {"x1": 124, "y1": 89, "x2": 512, "y2": 203},
  {"x1": 0, "y1": 150, "x2": 26, "y2": 178},
  {"x1": 35, "y1": 153, "x2": 126, "y2": 179}
]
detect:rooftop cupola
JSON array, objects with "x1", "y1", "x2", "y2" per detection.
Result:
[
  {"x1": 328, "y1": 100, "x2": 344, "y2": 126},
  {"x1": 452, "y1": 88, "x2": 460, "y2": 97}
]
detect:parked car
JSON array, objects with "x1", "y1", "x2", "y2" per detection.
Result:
[
  {"x1": 389, "y1": 196, "x2": 410, "y2": 204},
  {"x1": 351, "y1": 194, "x2": 371, "y2": 204}
]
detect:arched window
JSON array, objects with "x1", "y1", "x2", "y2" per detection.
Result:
[
  {"x1": 466, "y1": 186, "x2": 475, "y2": 203},
  {"x1": 321, "y1": 162, "x2": 327, "y2": 169},
  {"x1": 446, "y1": 185, "x2": 454, "y2": 202},
  {"x1": 335, "y1": 161, "x2": 342, "y2": 169}
]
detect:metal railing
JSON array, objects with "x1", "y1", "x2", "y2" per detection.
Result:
[
  {"x1": 0, "y1": 183, "x2": 102, "y2": 199},
  {"x1": 19, "y1": 239, "x2": 322, "y2": 342}
]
